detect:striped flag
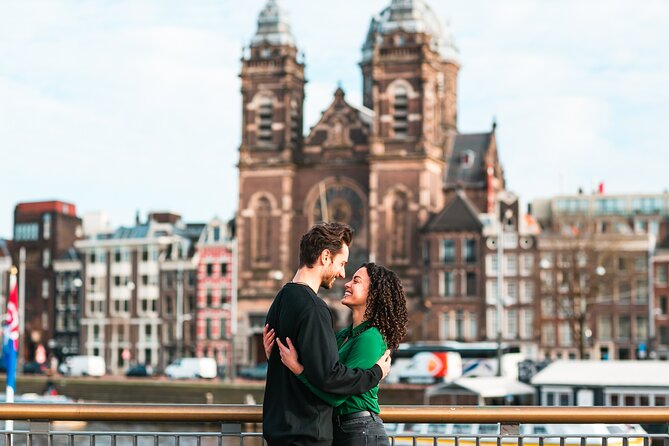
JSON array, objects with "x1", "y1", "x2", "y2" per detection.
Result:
[{"x1": 3, "y1": 268, "x2": 19, "y2": 402}]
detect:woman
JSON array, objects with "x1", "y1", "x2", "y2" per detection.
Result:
[{"x1": 264, "y1": 262, "x2": 408, "y2": 446}]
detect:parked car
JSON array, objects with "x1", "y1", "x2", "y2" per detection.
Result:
[
  {"x1": 164, "y1": 358, "x2": 217, "y2": 379},
  {"x1": 125, "y1": 364, "x2": 153, "y2": 377},
  {"x1": 238, "y1": 362, "x2": 268, "y2": 380},
  {"x1": 58, "y1": 355, "x2": 106, "y2": 377}
]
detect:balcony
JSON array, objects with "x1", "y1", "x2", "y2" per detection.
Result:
[{"x1": 0, "y1": 404, "x2": 667, "y2": 446}]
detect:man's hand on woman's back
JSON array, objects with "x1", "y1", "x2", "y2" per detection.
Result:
[{"x1": 376, "y1": 350, "x2": 392, "y2": 379}]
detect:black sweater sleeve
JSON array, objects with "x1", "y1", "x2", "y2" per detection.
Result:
[{"x1": 295, "y1": 303, "x2": 382, "y2": 395}]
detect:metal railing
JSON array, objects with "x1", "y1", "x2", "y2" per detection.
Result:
[{"x1": 0, "y1": 405, "x2": 667, "y2": 446}]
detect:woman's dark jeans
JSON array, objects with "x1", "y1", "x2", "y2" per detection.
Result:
[{"x1": 333, "y1": 412, "x2": 390, "y2": 446}]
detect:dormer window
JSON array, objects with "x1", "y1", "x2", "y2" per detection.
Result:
[
  {"x1": 393, "y1": 86, "x2": 408, "y2": 138},
  {"x1": 261, "y1": 47, "x2": 271, "y2": 58},
  {"x1": 460, "y1": 150, "x2": 475, "y2": 168}
]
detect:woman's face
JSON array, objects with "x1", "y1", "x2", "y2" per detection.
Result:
[{"x1": 341, "y1": 266, "x2": 370, "y2": 310}]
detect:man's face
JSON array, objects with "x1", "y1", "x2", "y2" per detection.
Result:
[{"x1": 320, "y1": 243, "x2": 349, "y2": 289}]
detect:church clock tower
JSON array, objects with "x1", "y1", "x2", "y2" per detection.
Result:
[
  {"x1": 237, "y1": 0, "x2": 305, "y2": 343},
  {"x1": 361, "y1": 0, "x2": 461, "y2": 294}
]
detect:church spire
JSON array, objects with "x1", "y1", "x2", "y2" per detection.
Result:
[{"x1": 251, "y1": 0, "x2": 296, "y2": 48}]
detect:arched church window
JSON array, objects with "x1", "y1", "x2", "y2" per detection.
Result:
[
  {"x1": 253, "y1": 197, "x2": 272, "y2": 263},
  {"x1": 391, "y1": 192, "x2": 409, "y2": 261},
  {"x1": 393, "y1": 86, "x2": 408, "y2": 138},
  {"x1": 258, "y1": 97, "x2": 273, "y2": 144}
]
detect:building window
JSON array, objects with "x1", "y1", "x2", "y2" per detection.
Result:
[
  {"x1": 559, "y1": 321, "x2": 571, "y2": 346},
  {"x1": 521, "y1": 280, "x2": 534, "y2": 304},
  {"x1": 43, "y1": 248, "x2": 51, "y2": 268},
  {"x1": 522, "y1": 309, "x2": 533, "y2": 340},
  {"x1": 542, "y1": 324, "x2": 556, "y2": 346},
  {"x1": 391, "y1": 192, "x2": 409, "y2": 261},
  {"x1": 206, "y1": 264, "x2": 214, "y2": 276},
  {"x1": 656, "y1": 265, "x2": 668, "y2": 285},
  {"x1": 258, "y1": 97, "x2": 273, "y2": 143},
  {"x1": 487, "y1": 254, "x2": 498, "y2": 275},
  {"x1": 220, "y1": 263, "x2": 228, "y2": 276},
  {"x1": 441, "y1": 312, "x2": 450, "y2": 339},
  {"x1": 206, "y1": 319, "x2": 213, "y2": 339},
  {"x1": 618, "y1": 316, "x2": 631, "y2": 340},
  {"x1": 440, "y1": 272, "x2": 455, "y2": 297},
  {"x1": 206, "y1": 288, "x2": 213, "y2": 307},
  {"x1": 469, "y1": 312, "x2": 478, "y2": 340},
  {"x1": 392, "y1": 86, "x2": 408, "y2": 138},
  {"x1": 42, "y1": 279, "x2": 49, "y2": 298},
  {"x1": 253, "y1": 197, "x2": 272, "y2": 264},
  {"x1": 465, "y1": 272, "x2": 477, "y2": 296},
  {"x1": 505, "y1": 255, "x2": 517, "y2": 276},
  {"x1": 618, "y1": 282, "x2": 631, "y2": 304},
  {"x1": 507, "y1": 309, "x2": 518, "y2": 339},
  {"x1": 660, "y1": 296, "x2": 668, "y2": 315},
  {"x1": 635, "y1": 316, "x2": 648, "y2": 341},
  {"x1": 14, "y1": 223, "x2": 39, "y2": 241},
  {"x1": 220, "y1": 318, "x2": 227, "y2": 339},
  {"x1": 636, "y1": 279, "x2": 648, "y2": 304},
  {"x1": 455, "y1": 310, "x2": 465, "y2": 340},
  {"x1": 506, "y1": 281, "x2": 518, "y2": 304},
  {"x1": 42, "y1": 214, "x2": 51, "y2": 240},
  {"x1": 598, "y1": 315, "x2": 612, "y2": 340},
  {"x1": 441, "y1": 240, "x2": 455, "y2": 264},
  {"x1": 463, "y1": 239, "x2": 476, "y2": 263}
]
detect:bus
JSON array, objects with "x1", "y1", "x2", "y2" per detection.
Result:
[{"x1": 386, "y1": 341, "x2": 523, "y2": 384}]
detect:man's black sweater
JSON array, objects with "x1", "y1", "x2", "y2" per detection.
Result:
[{"x1": 262, "y1": 282, "x2": 383, "y2": 445}]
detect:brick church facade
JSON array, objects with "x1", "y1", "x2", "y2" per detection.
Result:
[{"x1": 236, "y1": 0, "x2": 506, "y2": 361}]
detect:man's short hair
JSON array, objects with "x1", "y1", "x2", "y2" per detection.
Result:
[{"x1": 298, "y1": 222, "x2": 353, "y2": 268}]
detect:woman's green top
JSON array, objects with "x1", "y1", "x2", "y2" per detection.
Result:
[{"x1": 297, "y1": 320, "x2": 387, "y2": 415}]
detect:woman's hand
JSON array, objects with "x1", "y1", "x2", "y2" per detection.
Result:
[
  {"x1": 276, "y1": 337, "x2": 304, "y2": 375},
  {"x1": 262, "y1": 324, "x2": 276, "y2": 360}
]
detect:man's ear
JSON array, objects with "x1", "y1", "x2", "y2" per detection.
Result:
[{"x1": 320, "y1": 249, "x2": 331, "y2": 265}]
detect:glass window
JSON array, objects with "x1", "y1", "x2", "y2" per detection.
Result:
[
  {"x1": 392, "y1": 86, "x2": 408, "y2": 138},
  {"x1": 469, "y1": 312, "x2": 478, "y2": 340},
  {"x1": 598, "y1": 315, "x2": 612, "y2": 340},
  {"x1": 456, "y1": 310, "x2": 465, "y2": 340},
  {"x1": 42, "y1": 214, "x2": 51, "y2": 240},
  {"x1": 506, "y1": 255, "x2": 517, "y2": 275},
  {"x1": 656, "y1": 265, "x2": 667, "y2": 285},
  {"x1": 636, "y1": 279, "x2": 648, "y2": 303},
  {"x1": 466, "y1": 272, "x2": 477, "y2": 296},
  {"x1": 463, "y1": 239, "x2": 476, "y2": 263},
  {"x1": 635, "y1": 316, "x2": 648, "y2": 341},
  {"x1": 618, "y1": 316, "x2": 631, "y2": 340},
  {"x1": 442, "y1": 240, "x2": 455, "y2": 264},
  {"x1": 441, "y1": 272, "x2": 455, "y2": 297}
]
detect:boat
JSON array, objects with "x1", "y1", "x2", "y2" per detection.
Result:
[{"x1": 385, "y1": 422, "x2": 647, "y2": 446}]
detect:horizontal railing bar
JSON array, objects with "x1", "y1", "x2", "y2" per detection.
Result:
[{"x1": 1, "y1": 404, "x2": 668, "y2": 424}]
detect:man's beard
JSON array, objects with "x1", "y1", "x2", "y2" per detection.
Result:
[{"x1": 320, "y1": 267, "x2": 338, "y2": 289}]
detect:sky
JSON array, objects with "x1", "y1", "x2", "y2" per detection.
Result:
[{"x1": 1, "y1": 0, "x2": 668, "y2": 239}]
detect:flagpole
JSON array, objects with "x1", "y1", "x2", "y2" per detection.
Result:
[
  {"x1": 18, "y1": 247, "x2": 25, "y2": 373},
  {"x1": 5, "y1": 266, "x2": 19, "y2": 435}
]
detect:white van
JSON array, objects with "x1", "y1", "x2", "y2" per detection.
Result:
[
  {"x1": 59, "y1": 355, "x2": 106, "y2": 377},
  {"x1": 164, "y1": 357, "x2": 217, "y2": 379}
]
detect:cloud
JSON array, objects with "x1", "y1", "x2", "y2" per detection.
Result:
[{"x1": 1, "y1": 0, "x2": 668, "y2": 237}]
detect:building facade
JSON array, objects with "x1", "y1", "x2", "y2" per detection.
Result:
[
  {"x1": 236, "y1": 0, "x2": 507, "y2": 363},
  {"x1": 12, "y1": 201, "x2": 82, "y2": 362}
]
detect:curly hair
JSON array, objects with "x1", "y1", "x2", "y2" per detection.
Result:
[{"x1": 361, "y1": 263, "x2": 408, "y2": 350}]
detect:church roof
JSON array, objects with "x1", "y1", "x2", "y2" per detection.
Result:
[
  {"x1": 445, "y1": 132, "x2": 492, "y2": 188},
  {"x1": 250, "y1": 0, "x2": 295, "y2": 48},
  {"x1": 362, "y1": 0, "x2": 459, "y2": 63},
  {"x1": 423, "y1": 191, "x2": 483, "y2": 233},
  {"x1": 304, "y1": 88, "x2": 373, "y2": 148}
]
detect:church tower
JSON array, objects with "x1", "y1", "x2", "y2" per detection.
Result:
[
  {"x1": 361, "y1": 0, "x2": 460, "y2": 294},
  {"x1": 237, "y1": 0, "x2": 305, "y2": 346}
]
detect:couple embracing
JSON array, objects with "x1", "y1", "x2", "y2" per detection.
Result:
[{"x1": 262, "y1": 222, "x2": 409, "y2": 446}]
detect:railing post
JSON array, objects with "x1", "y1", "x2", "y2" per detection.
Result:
[{"x1": 500, "y1": 422, "x2": 520, "y2": 436}]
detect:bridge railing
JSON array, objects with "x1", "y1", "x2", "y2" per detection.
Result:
[{"x1": 0, "y1": 404, "x2": 667, "y2": 446}]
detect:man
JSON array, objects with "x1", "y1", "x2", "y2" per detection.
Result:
[{"x1": 262, "y1": 222, "x2": 391, "y2": 446}]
